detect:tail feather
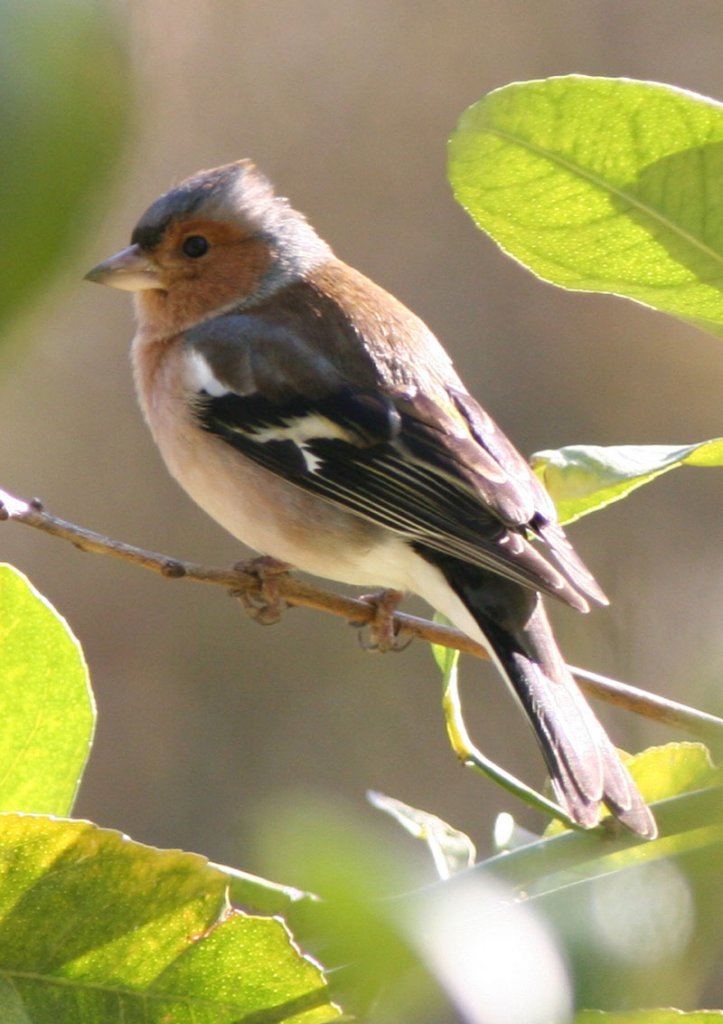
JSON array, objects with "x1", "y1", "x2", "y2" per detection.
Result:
[
  {"x1": 432, "y1": 558, "x2": 657, "y2": 838},
  {"x1": 534, "y1": 520, "x2": 609, "y2": 610}
]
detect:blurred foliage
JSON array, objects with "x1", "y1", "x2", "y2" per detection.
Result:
[
  {"x1": 368, "y1": 789, "x2": 477, "y2": 878},
  {"x1": 577, "y1": 1013, "x2": 723, "y2": 1023},
  {"x1": 0, "y1": 0, "x2": 131, "y2": 336}
]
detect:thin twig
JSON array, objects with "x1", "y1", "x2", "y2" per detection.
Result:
[
  {"x1": 0, "y1": 488, "x2": 471, "y2": 645},
  {"x1": 572, "y1": 665, "x2": 723, "y2": 744},
  {"x1": 2, "y1": 487, "x2": 722, "y2": 742}
]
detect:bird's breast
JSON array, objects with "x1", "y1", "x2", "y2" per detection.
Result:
[{"x1": 130, "y1": 331, "x2": 415, "y2": 588}]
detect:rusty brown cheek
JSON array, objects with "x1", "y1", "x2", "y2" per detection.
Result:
[
  {"x1": 184, "y1": 237, "x2": 272, "y2": 315},
  {"x1": 137, "y1": 238, "x2": 273, "y2": 337}
]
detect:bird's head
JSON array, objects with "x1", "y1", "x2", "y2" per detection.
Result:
[{"x1": 86, "y1": 160, "x2": 331, "y2": 332}]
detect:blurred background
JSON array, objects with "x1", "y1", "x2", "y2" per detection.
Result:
[{"x1": 2, "y1": 0, "x2": 722, "y2": 905}]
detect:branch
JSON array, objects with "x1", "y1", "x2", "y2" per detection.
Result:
[
  {"x1": 0, "y1": 489, "x2": 468, "y2": 648},
  {"x1": 2, "y1": 488, "x2": 722, "y2": 742}
]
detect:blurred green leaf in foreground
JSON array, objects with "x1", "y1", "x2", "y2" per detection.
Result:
[{"x1": 0, "y1": 0, "x2": 131, "y2": 337}]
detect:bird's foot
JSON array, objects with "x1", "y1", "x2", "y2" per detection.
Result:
[
  {"x1": 232, "y1": 556, "x2": 291, "y2": 625},
  {"x1": 353, "y1": 588, "x2": 409, "y2": 653}
]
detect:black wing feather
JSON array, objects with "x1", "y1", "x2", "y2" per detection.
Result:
[{"x1": 196, "y1": 387, "x2": 593, "y2": 608}]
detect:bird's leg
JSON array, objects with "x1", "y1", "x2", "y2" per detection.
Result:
[
  {"x1": 232, "y1": 556, "x2": 291, "y2": 625},
  {"x1": 353, "y1": 588, "x2": 410, "y2": 653}
]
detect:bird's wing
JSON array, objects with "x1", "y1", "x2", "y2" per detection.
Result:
[{"x1": 184, "y1": 313, "x2": 604, "y2": 610}]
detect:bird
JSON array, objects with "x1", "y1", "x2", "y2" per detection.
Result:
[{"x1": 85, "y1": 159, "x2": 656, "y2": 838}]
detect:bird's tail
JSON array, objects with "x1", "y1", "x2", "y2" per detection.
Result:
[{"x1": 444, "y1": 569, "x2": 657, "y2": 837}]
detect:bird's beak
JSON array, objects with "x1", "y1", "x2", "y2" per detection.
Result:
[{"x1": 85, "y1": 244, "x2": 163, "y2": 292}]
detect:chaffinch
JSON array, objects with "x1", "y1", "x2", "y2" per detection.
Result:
[{"x1": 86, "y1": 160, "x2": 656, "y2": 838}]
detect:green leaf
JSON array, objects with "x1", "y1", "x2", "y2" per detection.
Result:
[
  {"x1": 0, "y1": 814, "x2": 339, "y2": 1023},
  {"x1": 628, "y1": 742, "x2": 721, "y2": 805},
  {"x1": 0, "y1": 565, "x2": 94, "y2": 816},
  {"x1": 531, "y1": 438, "x2": 723, "y2": 524},
  {"x1": 367, "y1": 790, "x2": 476, "y2": 878},
  {"x1": 0, "y1": 0, "x2": 131, "y2": 336},
  {"x1": 448, "y1": 76, "x2": 723, "y2": 334}
]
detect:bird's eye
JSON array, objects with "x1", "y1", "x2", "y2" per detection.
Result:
[{"x1": 182, "y1": 235, "x2": 209, "y2": 258}]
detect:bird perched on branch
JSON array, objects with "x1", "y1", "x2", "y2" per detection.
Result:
[{"x1": 86, "y1": 159, "x2": 656, "y2": 838}]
